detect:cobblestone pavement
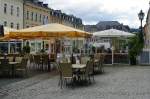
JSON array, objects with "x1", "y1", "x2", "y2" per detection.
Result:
[{"x1": 1, "y1": 66, "x2": 150, "y2": 99}]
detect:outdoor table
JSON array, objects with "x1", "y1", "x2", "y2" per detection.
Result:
[
  {"x1": 72, "y1": 64, "x2": 86, "y2": 69},
  {"x1": 94, "y1": 59, "x2": 99, "y2": 63},
  {"x1": 9, "y1": 62, "x2": 20, "y2": 77},
  {"x1": 0, "y1": 57, "x2": 4, "y2": 59},
  {"x1": 72, "y1": 64, "x2": 86, "y2": 82}
]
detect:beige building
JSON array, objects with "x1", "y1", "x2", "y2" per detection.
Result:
[
  {"x1": 23, "y1": 0, "x2": 50, "y2": 28},
  {"x1": 144, "y1": 7, "x2": 150, "y2": 49},
  {"x1": 0, "y1": 0, "x2": 24, "y2": 29},
  {"x1": 23, "y1": 0, "x2": 84, "y2": 29},
  {"x1": 49, "y1": 9, "x2": 84, "y2": 30},
  {"x1": 139, "y1": 4, "x2": 150, "y2": 64}
]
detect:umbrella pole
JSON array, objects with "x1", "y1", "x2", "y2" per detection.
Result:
[
  {"x1": 8, "y1": 41, "x2": 10, "y2": 54},
  {"x1": 42, "y1": 40, "x2": 44, "y2": 51},
  {"x1": 112, "y1": 38, "x2": 115, "y2": 65},
  {"x1": 112, "y1": 46, "x2": 114, "y2": 65}
]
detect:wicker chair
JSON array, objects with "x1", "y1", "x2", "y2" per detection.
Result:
[
  {"x1": 53, "y1": 62, "x2": 63, "y2": 88},
  {"x1": 94, "y1": 54, "x2": 100, "y2": 60},
  {"x1": 61, "y1": 57, "x2": 68, "y2": 63},
  {"x1": 29, "y1": 54, "x2": 35, "y2": 70},
  {"x1": 81, "y1": 60, "x2": 95, "y2": 84},
  {"x1": 7, "y1": 56, "x2": 14, "y2": 62},
  {"x1": 0, "y1": 59, "x2": 12, "y2": 76},
  {"x1": 99, "y1": 54, "x2": 105, "y2": 73},
  {"x1": 14, "y1": 58, "x2": 28, "y2": 77},
  {"x1": 80, "y1": 56, "x2": 90, "y2": 64},
  {"x1": 34, "y1": 55, "x2": 42, "y2": 70},
  {"x1": 42, "y1": 54, "x2": 49, "y2": 71},
  {"x1": 15, "y1": 57, "x2": 23, "y2": 63},
  {"x1": 60, "y1": 63, "x2": 74, "y2": 87},
  {"x1": 94, "y1": 53, "x2": 105, "y2": 73}
]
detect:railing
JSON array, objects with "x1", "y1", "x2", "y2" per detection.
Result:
[{"x1": 103, "y1": 53, "x2": 129, "y2": 64}]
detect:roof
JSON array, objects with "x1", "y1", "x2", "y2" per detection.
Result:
[{"x1": 96, "y1": 21, "x2": 121, "y2": 27}]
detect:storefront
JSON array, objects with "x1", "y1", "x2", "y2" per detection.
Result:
[{"x1": 0, "y1": 41, "x2": 22, "y2": 54}]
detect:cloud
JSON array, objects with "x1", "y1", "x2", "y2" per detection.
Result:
[{"x1": 43, "y1": 0, "x2": 150, "y2": 28}]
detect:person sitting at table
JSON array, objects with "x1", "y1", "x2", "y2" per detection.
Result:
[{"x1": 70, "y1": 54, "x2": 76, "y2": 64}]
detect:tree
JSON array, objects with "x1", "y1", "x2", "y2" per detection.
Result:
[{"x1": 128, "y1": 33, "x2": 144, "y2": 65}]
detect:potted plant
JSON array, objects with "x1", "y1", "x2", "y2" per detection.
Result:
[{"x1": 23, "y1": 42, "x2": 30, "y2": 54}]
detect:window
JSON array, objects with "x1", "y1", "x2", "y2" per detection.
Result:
[
  {"x1": 4, "y1": 4, "x2": 7, "y2": 14},
  {"x1": 4, "y1": 21, "x2": 7, "y2": 26},
  {"x1": 46, "y1": 16, "x2": 49, "y2": 23},
  {"x1": 11, "y1": 5, "x2": 13, "y2": 15},
  {"x1": 10, "y1": 23, "x2": 14, "y2": 28},
  {"x1": 26, "y1": 11, "x2": 29, "y2": 19},
  {"x1": 43, "y1": 15, "x2": 45, "y2": 24},
  {"x1": 17, "y1": 24, "x2": 19, "y2": 29},
  {"x1": 35, "y1": 13, "x2": 37, "y2": 22},
  {"x1": 39, "y1": 14, "x2": 41, "y2": 22},
  {"x1": 31, "y1": 12, "x2": 33, "y2": 20},
  {"x1": 17, "y1": 7, "x2": 19, "y2": 17}
]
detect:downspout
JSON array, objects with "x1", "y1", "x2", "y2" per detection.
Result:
[{"x1": 23, "y1": 0, "x2": 25, "y2": 29}]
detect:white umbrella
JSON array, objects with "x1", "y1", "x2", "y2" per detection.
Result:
[
  {"x1": 92, "y1": 42, "x2": 110, "y2": 48},
  {"x1": 93, "y1": 29, "x2": 135, "y2": 64},
  {"x1": 93, "y1": 29, "x2": 135, "y2": 38}
]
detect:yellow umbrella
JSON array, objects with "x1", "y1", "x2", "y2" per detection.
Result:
[
  {"x1": 9, "y1": 23, "x2": 92, "y2": 39},
  {"x1": 0, "y1": 27, "x2": 18, "y2": 41}
]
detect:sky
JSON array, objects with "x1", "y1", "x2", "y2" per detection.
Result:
[{"x1": 42, "y1": 0, "x2": 150, "y2": 28}]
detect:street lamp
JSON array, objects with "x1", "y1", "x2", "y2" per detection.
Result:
[{"x1": 138, "y1": 10, "x2": 145, "y2": 42}]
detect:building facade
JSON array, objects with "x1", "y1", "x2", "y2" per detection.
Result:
[
  {"x1": 0, "y1": 0, "x2": 24, "y2": 29},
  {"x1": 23, "y1": 0, "x2": 84, "y2": 29},
  {"x1": 49, "y1": 9, "x2": 84, "y2": 30},
  {"x1": 23, "y1": 0, "x2": 50, "y2": 28},
  {"x1": 144, "y1": 7, "x2": 150, "y2": 49},
  {"x1": 139, "y1": 4, "x2": 150, "y2": 64},
  {"x1": 0, "y1": 0, "x2": 84, "y2": 30},
  {"x1": 0, "y1": 0, "x2": 84, "y2": 54}
]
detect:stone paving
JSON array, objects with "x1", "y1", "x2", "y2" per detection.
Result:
[{"x1": 1, "y1": 66, "x2": 150, "y2": 99}]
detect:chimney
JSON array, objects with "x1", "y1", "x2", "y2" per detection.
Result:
[
  {"x1": 38, "y1": 1, "x2": 43, "y2": 5},
  {"x1": 43, "y1": 4, "x2": 48, "y2": 8}
]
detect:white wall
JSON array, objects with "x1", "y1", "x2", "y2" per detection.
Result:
[{"x1": 0, "y1": 0, "x2": 23, "y2": 29}]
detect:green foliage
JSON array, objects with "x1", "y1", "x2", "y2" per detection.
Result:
[
  {"x1": 128, "y1": 33, "x2": 144, "y2": 64},
  {"x1": 40, "y1": 49, "x2": 45, "y2": 53},
  {"x1": 23, "y1": 45, "x2": 30, "y2": 54}
]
